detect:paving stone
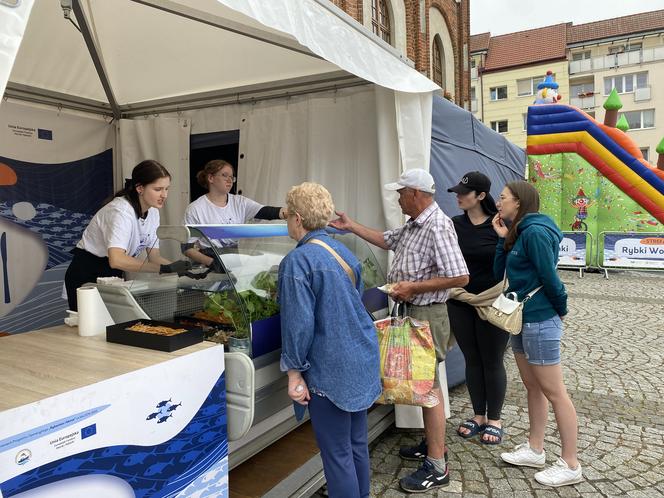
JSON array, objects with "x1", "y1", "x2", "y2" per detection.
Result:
[{"x1": 357, "y1": 272, "x2": 664, "y2": 497}]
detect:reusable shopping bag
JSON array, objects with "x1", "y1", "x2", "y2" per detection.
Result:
[{"x1": 374, "y1": 312, "x2": 439, "y2": 408}]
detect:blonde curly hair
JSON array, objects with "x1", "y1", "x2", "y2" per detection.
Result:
[{"x1": 286, "y1": 182, "x2": 335, "y2": 231}]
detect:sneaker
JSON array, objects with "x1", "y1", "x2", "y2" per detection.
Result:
[
  {"x1": 534, "y1": 457, "x2": 583, "y2": 487},
  {"x1": 500, "y1": 442, "x2": 546, "y2": 468},
  {"x1": 399, "y1": 459, "x2": 449, "y2": 493},
  {"x1": 398, "y1": 438, "x2": 448, "y2": 463}
]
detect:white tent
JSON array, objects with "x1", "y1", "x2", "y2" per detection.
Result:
[
  {"x1": 1, "y1": 0, "x2": 438, "y2": 230},
  {"x1": 0, "y1": 0, "x2": 439, "y2": 330}
]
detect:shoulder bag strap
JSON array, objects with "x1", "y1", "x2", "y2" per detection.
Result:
[
  {"x1": 307, "y1": 238, "x2": 357, "y2": 288},
  {"x1": 522, "y1": 285, "x2": 543, "y2": 302},
  {"x1": 503, "y1": 269, "x2": 542, "y2": 302}
]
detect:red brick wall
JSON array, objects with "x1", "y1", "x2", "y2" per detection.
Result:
[
  {"x1": 333, "y1": 0, "x2": 364, "y2": 23},
  {"x1": 339, "y1": 0, "x2": 470, "y2": 107}
]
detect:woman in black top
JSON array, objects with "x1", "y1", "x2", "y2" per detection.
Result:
[{"x1": 447, "y1": 172, "x2": 509, "y2": 444}]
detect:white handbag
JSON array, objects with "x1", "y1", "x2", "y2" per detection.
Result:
[{"x1": 486, "y1": 275, "x2": 542, "y2": 335}]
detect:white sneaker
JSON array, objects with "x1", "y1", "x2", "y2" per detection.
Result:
[
  {"x1": 500, "y1": 442, "x2": 546, "y2": 468},
  {"x1": 534, "y1": 457, "x2": 583, "y2": 487}
]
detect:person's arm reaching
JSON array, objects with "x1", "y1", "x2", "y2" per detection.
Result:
[
  {"x1": 329, "y1": 211, "x2": 389, "y2": 250},
  {"x1": 254, "y1": 206, "x2": 286, "y2": 220},
  {"x1": 108, "y1": 247, "x2": 161, "y2": 273}
]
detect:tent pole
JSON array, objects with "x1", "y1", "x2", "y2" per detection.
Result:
[
  {"x1": 128, "y1": 0, "x2": 322, "y2": 60},
  {"x1": 5, "y1": 83, "x2": 112, "y2": 117},
  {"x1": 71, "y1": 0, "x2": 121, "y2": 119}
]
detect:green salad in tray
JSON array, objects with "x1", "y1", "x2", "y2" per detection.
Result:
[{"x1": 203, "y1": 289, "x2": 279, "y2": 338}]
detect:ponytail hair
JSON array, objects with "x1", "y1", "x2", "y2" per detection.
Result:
[
  {"x1": 480, "y1": 192, "x2": 497, "y2": 216},
  {"x1": 115, "y1": 160, "x2": 171, "y2": 218},
  {"x1": 503, "y1": 181, "x2": 540, "y2": 251},
  {"x1": 196, "y1": 159, "x2": 234, "y2": 190}
]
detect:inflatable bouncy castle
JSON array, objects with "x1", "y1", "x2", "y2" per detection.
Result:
[{"x1": 526, "y1": 74, "x2": 664, "y2": 269}]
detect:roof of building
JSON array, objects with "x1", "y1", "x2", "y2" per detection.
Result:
[
  {"x1": 483, "y1": 23, "x2": 568, "y2": 72},
  {"x1": 470, "y1": 32, "x2": 490, "y2": 53},
  {"x1": 568, "y1": 9, "x2": 664, "y2": 44}
]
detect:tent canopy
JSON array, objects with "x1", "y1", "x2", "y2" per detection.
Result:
[
  {"x1": 429, "y1": 95, "x2": 526, "y2": 216},
  {"x1": 4, "y1": 0, "x2": 437, "y2": 117}
]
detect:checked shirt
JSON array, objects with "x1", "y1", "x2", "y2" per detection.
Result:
[{"x1": 383, "y1": 201, "x2": 468, "y2": 306}]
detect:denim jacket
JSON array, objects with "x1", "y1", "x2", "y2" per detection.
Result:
[{"x1": 278, "y1": 229, "x2": 381, "y2": 412}]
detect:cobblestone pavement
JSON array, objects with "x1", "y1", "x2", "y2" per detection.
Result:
[{"x1": 366, "y1": 270, "x2": 664, "y2": 497}]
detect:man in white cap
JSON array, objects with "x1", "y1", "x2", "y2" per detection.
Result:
[{"x1": 330, "y1": 168, "x2": 469, "y2": 493}]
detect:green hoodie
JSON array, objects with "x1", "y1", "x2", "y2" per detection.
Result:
[{"x1": 494, "y1": 213, "x2": 568, "y2": 322}]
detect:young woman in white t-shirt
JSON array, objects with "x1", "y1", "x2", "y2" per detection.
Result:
[
  {"x1": 183, "y1": 160, "x2": 285, "y2": 267},
  {"x1": 64, "y1": 160, "x2": 191, "y2": 310}
]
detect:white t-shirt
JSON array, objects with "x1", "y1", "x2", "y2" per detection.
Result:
[
  {"x1": 183, "y1": 194, "x2": 263, "y2": 247},
  {"x1": 77, "y1": 197, "x2": 160, "y2": 258}
]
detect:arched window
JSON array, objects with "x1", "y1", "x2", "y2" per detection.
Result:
[
  {"x1": 432, "y1": 35, "x2": 445, "y2": 88},
  {"x1": 371, "y1": 0, "x2": 391, "y2": 44}
]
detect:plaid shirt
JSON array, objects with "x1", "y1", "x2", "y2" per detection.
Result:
[{"x1": 383, "y1": 202, "x2": 469, "y2": 305}]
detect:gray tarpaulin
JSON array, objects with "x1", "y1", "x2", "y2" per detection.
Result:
[{"x1": 429, "y1": 95, "x2": 526, "y2": 217}]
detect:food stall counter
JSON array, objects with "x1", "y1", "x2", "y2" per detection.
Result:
[{"x1": 0, "y1": 326, "x2": 231, "y2": 498}]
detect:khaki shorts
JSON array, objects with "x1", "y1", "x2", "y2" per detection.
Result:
[{"x1": 405, "y1": 302, "x2": 451, "y2": 388}]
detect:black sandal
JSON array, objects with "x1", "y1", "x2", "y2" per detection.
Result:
[
  {"x1": 480, "y1": 424, "x2": 504, "y2": 445},
  {"x1": 457, "y1": 419, "x2": 486, "y2": 439}
]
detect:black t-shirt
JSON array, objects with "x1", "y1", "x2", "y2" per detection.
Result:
[{"x1": 452, "y1": 212, "x2": 501, "y2": 294}]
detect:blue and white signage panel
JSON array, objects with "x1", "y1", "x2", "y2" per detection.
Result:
[
  {"x1": 0, "y1": 346, "x2": 228, "y2": 498},
  {"x1": 558, "y1": 232, "x2": 587, "y2": 268},
  {"x1": 603, "y1": 233, "x2": 664, "y2": 269}
]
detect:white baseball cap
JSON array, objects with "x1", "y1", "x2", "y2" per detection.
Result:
[{"x1": 384, "y1": 169, "x2": 436, "y2": 194}]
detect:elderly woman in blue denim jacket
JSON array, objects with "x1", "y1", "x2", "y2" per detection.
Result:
[{"x1": 278, "y1": 182, "x2": 381, "y2": 498}]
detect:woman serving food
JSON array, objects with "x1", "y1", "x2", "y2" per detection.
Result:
[
  {"x1": 64, "y1": 160, "x2": 191, "y2": 311},
  {"x1": 183, "y1": 160, "x2": 285, "y2": 267}
]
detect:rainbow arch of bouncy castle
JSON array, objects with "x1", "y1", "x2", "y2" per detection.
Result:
[{"x1": 526, "y1": 104, "x2": 664, "y2": 267}]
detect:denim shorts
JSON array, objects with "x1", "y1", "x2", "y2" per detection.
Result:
[{"x1": 510, "y1": 315, "x2": 563, "y2": 366}]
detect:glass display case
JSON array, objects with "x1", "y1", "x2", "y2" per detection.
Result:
[
  {"x1": 95, "y1": 223, "x2": 389, "y2": 460},
  {"x1": 103, "y1": 223, "x2": 388, "y2": 360}
]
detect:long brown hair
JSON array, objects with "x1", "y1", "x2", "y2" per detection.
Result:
[
  {"x1": 115, "y1": 159, "x2": 171, "y2": 218},
  {"x1": 503, "y1": 181, "x2": 540, "y2": 250},
  {"x1": 196, "y1": 160, "x2": 234, "y2": 189}
]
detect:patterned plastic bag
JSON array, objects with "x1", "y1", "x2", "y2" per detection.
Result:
[{"x1": 374, "y1": 316, "x2": 439, "y2": 408}]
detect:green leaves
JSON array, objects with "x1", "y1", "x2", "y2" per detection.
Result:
[{"x1": 203, "y1": 289, "x2": 279, "y2": 339}]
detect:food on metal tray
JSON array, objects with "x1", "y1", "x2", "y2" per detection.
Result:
[
  {"x1": 126, "y1": 322, "x2": 188, "y2": 336},
  {"x1": 191, "y1": 310, "x2": 233, "y2": 325},
  {"x1": 176, "y1": 317, "x2": 234, "y2": 345}
]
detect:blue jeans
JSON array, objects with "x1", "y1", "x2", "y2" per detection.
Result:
[
  {"x1": 308, "y1": 394, "x2": 370, "y2": 498},
  {"x1": 511, "y1": 316, "x2": 563, "y2": 366}
]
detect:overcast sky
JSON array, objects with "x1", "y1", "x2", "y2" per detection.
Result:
[{"x1": 470, "y1": 0, "x2": 664, "y2": 36}]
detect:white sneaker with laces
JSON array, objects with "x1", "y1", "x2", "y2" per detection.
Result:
[
  {"x1": 534, "y1": 457, "x2": 583, "y2": 487},
  {"x1": 500, "y1": 442, "x2": 546, "y2": 468}
]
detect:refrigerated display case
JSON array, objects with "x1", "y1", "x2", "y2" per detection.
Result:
[{"x1": 95, "y1": 223, "x2": 392, "y2": 471}]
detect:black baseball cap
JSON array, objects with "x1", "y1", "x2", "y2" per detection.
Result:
[{"x1": 447, "y1": 171, "x2": 491, "y2": 194}]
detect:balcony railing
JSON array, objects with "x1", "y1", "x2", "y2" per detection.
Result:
[
  {"x1": 570, "y1": 94, "x2": 596, "y2": 109},
  {"x1": 569, "y1": 46, "x2": 664, "y2": 74}
]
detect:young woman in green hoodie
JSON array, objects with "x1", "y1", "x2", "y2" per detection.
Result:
[{"x1": 492, "y1": 181, "x2": 583, "y2": 488}]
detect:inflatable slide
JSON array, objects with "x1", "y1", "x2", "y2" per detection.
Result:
[{"x1": 526, "y1": 90, "x2": 664, "y2": 268}]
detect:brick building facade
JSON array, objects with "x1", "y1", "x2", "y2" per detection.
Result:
[{"x1": 331, "y1": 0, "x2": 471, "y2": 108}]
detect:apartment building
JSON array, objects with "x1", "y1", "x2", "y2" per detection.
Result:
[{"x1": 470, "y1": 9, "x2": 664, "y2": 154}]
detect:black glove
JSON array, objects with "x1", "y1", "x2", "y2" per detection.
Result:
[{"x1": 159, "y1": 260, "x2": 192, "y2": 276}]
